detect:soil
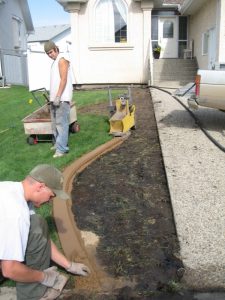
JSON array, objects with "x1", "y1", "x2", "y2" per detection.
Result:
[
  {"x1": 64, "y1": 87, "x2": 195, "y2": 299},
  {"x1": 26, "y1": 105, "x2": 50, "y2": 120}
]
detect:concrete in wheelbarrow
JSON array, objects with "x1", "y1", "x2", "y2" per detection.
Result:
[{"x1": 150, "y1": 87, "x2": 225, "y2": 289}]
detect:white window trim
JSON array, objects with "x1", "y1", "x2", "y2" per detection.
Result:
[
  {"x1": 202, "y1": 31, "x2": 209, "y2": 56},
  {"x1": 88, "y1": 44, "x2": 134, "y2": 51},
  {"x1": 12, "y1": 15, "x2": 23, "y2": 49},
  {"x1": 90, "y1": 0, "x2": 130, "y2": 47}
]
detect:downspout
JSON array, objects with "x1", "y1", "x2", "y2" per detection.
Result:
[{"x1": 0, "y1": 48, "x2": 6, "y2": 86}]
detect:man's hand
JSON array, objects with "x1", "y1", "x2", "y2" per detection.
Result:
[
  {"x1": 66, "y1": 262, "x2": 90, "y2": 276},
  {"x1": 41, "y1": 266, "x2": 59, "y2": 287},
  {"x1": 53, "y1": 96, "x2": 61, "y2": 107}
]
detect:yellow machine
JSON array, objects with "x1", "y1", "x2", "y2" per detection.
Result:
[{"x1": 109, "y1": 87, "x2": 136, "y2": 136}]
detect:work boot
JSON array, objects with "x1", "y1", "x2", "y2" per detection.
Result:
[{"x1": 53, "y1": 151, "x2": 66, "y2": 158}]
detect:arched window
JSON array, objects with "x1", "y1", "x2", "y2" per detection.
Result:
[{"x1": 95, "y1": 0, "x2": 127, "y2": 43}]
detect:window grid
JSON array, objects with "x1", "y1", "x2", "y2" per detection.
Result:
[{"x1": 95, "y1": 0, "x2": 127, "y2": 44}]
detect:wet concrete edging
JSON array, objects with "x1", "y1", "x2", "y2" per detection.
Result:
[
  {"x1": 0, "y1": 137, "x2": 129, "y2": 299},
  {"x1": 53, "y1": 136, "x2": 129, "y2": 291}
]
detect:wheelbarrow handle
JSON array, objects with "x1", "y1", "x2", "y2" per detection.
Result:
[{"x1": 30, "y1": 88, "x2": 49, "y2": 93}]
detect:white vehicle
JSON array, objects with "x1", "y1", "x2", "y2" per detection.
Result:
[{"x1": 188, "y1": 70, "x2": 225, "y2": 111}]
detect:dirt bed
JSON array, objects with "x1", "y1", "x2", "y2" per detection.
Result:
[{"x1": 66, "y1": 87, "x2": 195, "y2": 299}]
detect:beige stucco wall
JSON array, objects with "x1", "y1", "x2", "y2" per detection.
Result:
[
  {"x1": 188, "y1": 0, "x2": 218, "y2": 69},
  {"x1": 69, "y1": 0, "x2": 152, "y2": 84}
]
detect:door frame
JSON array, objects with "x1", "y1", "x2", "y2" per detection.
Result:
[{"x1": 158, "y1": 16, "x2": 179, "y2": 58}]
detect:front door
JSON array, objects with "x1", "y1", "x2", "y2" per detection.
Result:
[{"x1": 158, "y1": 16, "x2": 178, "y2": 58}]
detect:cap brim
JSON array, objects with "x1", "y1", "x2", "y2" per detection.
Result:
[{"x1": 53, "y1": 189, "x2": 70, "y2": 200}]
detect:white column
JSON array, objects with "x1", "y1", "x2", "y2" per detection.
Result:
[
  {"x1": 64, "y1": 3, "x2": 81, "y2": 84},
  {"x1": 71, "y1": 9, "x2": 81, "y2": 84},
  {"x1": 141, "y1": 1, "x2": 153, "y2": 84}
]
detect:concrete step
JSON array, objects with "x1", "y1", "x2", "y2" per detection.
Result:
[
  {"x1": 153, "y1": 58, "x2": 198, "y2": 87},
  {"x1": 154, "y1": 66, "x2": 198, "y2": 72},
  {"x1": 154, "y1": 71, "x2": 197, "y2": 77},
  {"x1": 154, "y1": 76, "x2": 196, "y2": 82},
  {"x1": 152, "y1": 80, "x2": 193, "y2": 89}
]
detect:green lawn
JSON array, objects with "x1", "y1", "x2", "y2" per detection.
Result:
[
  {"x1": 0, "y1": 85, "x2": 127, "y2": 286},
  {"x1": 0, "y1": 86, "x2": 121, "y2": 181},
  {"x1": 0, "y1": 85, "x2": 127, "y2": 218}
]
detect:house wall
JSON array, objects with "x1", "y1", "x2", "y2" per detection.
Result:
[
  {"x1": 0, "y1": 0, "x2": 27, "y2": 50},
  {"x1": 188, "y1": 0, "x2": 219, "y2": 69},
  {"x1": 28, "y1": 31, "x2": 72, "y2": 52},
  {"x1": 0, "y1": 0, "x2": 29, "y2": 85},
  {"x1": 27, "y1": 30, "x2": 72, "y2": 91},
  {"x1": 70, "y1": 0, "x2": 152, "y2": 84}
]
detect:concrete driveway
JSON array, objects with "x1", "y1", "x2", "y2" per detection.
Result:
[{"x1": 151, "y1": 86, "x2": 225, "y2": 290}]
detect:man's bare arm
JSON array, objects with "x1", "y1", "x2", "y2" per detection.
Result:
[
  {"x1": 1, "y1": 260, "x2": 44, "y2": 283},
  {"x1": 57, "y1": 57, "x2": 69, "y2": 97}
]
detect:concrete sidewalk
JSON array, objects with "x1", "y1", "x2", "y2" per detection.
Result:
[{"x1": 151, "y1": 86, "x2": 225, "y2": 289}]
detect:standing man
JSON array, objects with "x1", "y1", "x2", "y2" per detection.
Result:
[
  {"x1": 44, "y1": 40, "x2": 73, "y2": 158},
  {"x1": 0, "y1": 164, "x2": 90, "y2": 300}
]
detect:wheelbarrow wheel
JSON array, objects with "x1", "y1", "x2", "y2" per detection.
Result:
[
  {"x1": 69, "y1": 121, "x2": 80, "y2": 133},
  {"x1": 27, "y1": 135, "x2": 38, "y2": 145}
]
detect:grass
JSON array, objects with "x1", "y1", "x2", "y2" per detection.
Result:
[
  {"x1": 0, "y1": 86, "x2": 126, "y2": 181},
  {"x1": 0, "y1": 85, "x2": 126, "y2": 286}
]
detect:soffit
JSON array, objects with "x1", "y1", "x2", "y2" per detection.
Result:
[{"x1": 180, "y1": 0, "x2": 208, "y2": 15}]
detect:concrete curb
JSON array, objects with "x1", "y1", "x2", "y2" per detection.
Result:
[
  {"x1": 52, "y1": 136, "x2": 129, "y2": 291},
  {"x1": 0, "y1": 138, "x2": 129, "y2": 298}
]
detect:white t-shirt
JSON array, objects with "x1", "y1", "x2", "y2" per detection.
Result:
[
  {"x1": 0, "y1": 182, "x2": 31, "y2": 262},
  {"x1": 49, "y1": 53, "x2": 73, "y2": 103}
]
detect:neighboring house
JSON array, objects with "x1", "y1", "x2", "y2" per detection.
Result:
[
  {"x1": 180, "y1": 0, "x2": 225, "y2": 70},
  {"x1": 57, "y1": 0, "x2": 186, "y2": 85},
  {"x1": 27, "y1": 24, "x2": 71, "y2": 91},
  {"x1": 0, "y1": 0, "x2": 34, "y2": 86}
]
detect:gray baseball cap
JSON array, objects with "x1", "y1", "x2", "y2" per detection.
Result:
[
  {"x1": 29, "y1": 164, "x2": 69, "y2": 200},
  {"x1": 44, "y1": 40, "x2": 56, "y2": 53}
]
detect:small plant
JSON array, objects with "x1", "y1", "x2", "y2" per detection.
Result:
[
  {"x1": 153, "y1": 44, "x2": 161, "y2": 53},
  {"x1": 167, "y1": 280, "x2": 181, "y2": 293}
]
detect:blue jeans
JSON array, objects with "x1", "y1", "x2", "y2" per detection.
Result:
[{"x1": 50, "y1": 102, "x2": 70, "y2": 153}]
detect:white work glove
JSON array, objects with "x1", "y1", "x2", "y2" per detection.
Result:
[
  {"x1": 66, "y1": 262, "x2": 90, "y2": 276},
  {"x1": 41, "y1": 266, "x2": 59, "y2": 287},
  {"x1": 53, "y1": 96, "x2": 61, "y2": 107}
]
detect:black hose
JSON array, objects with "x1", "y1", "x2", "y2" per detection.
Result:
[{"x1": 149, "y1": 85, "x2": 225, "y2": 153}]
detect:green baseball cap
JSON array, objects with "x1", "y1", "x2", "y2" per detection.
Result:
[
  {"x1": 44, "y1": 40, "x2": 56, "y2": 53},
  {"x1": 29, "y1": 164, "x2": 69, "y2": 200}
]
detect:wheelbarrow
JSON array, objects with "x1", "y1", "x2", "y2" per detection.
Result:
[
  {"x1": 108, "y1": 86, "x2": 136, "y2": 136},
  {"x1": 22, "y1": 88, "x2": 79, "y2": 145}
]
